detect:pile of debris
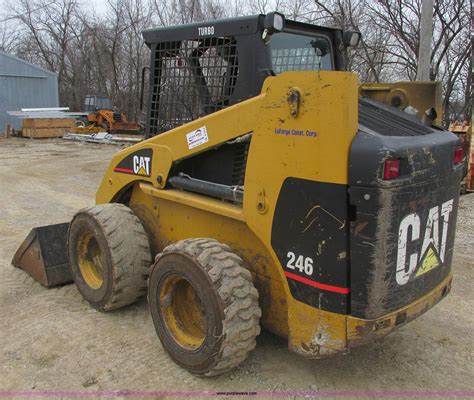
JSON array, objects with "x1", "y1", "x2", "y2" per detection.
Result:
[
  {"x1": 63, "y1": 132, "x2": 142, "y2": 144},
  {"x1": 3, "y1": 107, "x2": 142, "y2": 144},
  {"x1": 7, "y1": 107, "x2": 87, "y2": 138}
]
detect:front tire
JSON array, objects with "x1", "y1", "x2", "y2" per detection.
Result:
[
  {"x1": 68, "y1": 203, "x2": 151, "y2": 311},
  {"x1": 148, "y1": 238, "x2": 261, "y2": 376}
]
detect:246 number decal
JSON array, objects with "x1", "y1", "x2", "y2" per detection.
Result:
[{"x1": 286, "y1": 252, "x2": 313, "y2": 276}]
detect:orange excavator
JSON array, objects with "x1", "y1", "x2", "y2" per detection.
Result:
[{"x1": 77, "y1": 95, "x2": 140, "y2": 134}]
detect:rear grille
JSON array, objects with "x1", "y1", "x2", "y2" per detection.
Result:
[{"x1": 359, "y1": 98, "x2": 435, "y2": 137}]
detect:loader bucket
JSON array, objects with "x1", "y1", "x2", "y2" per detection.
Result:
[{"x1": 12, "y1": 223, "x2": 73, "y2": 287}]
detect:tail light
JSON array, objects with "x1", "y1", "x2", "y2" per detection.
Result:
[
  {"x1": 383, "y1": 159, "x2": 401, "y2": 180},
  {"x1": 453, "y1": 147, "x2": 463, "y2": 165}
]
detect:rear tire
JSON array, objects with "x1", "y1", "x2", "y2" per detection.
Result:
[
  {"x1": 148, "y1": 238, "x2": 261, "y2": 376},
  {"x1": 68, "y1": 203, "x2": 151, "y2": 311}
]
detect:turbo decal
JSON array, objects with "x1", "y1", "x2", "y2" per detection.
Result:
[
  {"x1": 113, "y1": 148, "x2": 153, "y2": 177},
  {"x1": 396, "y1": 199, "x2": 454, "y2": 285},
  {"x1": 198, "y1": 26, "x2": 215, "y2": 36}
]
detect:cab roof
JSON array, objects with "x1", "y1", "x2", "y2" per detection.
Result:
[{"x1": 142, "y1": 13, "x2": 343, "y2": 46}]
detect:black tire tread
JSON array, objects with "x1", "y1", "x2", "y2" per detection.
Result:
[
  {"x1": 74, "y1": 203, "x2": 151, "y2": 311},
  {"x1": 155, "y1": 238, "x2": 261, "y2": 376}
]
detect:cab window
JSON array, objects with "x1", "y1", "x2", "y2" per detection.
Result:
[{"x1": 269, "y1": 32, "x2": 333, "y2": 73}]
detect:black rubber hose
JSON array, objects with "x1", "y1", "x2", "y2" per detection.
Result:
[{"x1": 169, "y1": 175, "x2": 243, "y2": 203}]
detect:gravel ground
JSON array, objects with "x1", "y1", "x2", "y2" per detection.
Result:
[{"x1": 0, "y1": 138, "x2": 473, "y2": 398}]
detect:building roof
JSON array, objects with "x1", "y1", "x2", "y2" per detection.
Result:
[{"x1": 0, "y1": 50, "x2": 57, "y2": 77}]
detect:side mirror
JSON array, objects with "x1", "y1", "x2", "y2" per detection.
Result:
[
  {"x1": 343, "y1": 31, "x2": 361, "y2": 47},
  {"x1": 310, "y1": 39, "x2": 329, "y2": 56}
]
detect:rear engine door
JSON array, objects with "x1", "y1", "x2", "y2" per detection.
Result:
[{"x1": 349, "y1": 99, "x2": 462, "y2": 319}]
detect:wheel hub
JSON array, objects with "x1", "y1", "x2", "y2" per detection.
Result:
[
  {"x1": 77, "y1": 233, "x2": 104, "y2": 289},
  {"x1": 160, "y1": 275, "x2": 206, "y2": 350}
]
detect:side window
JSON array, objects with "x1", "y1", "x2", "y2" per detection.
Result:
[{"x1": 269, "y1": 32, "x2": 333, "y2": 73}]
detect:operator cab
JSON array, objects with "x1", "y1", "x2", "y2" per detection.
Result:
[
  {"x1": 84, "y1": 95, "x2": 113, "y2": 112},
  {"x1": 142, "y1": 12, "x2": 360, "y2": 138}
]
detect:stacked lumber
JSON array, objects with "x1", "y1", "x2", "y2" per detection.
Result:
[{"x1": 22, "y1": 118, "x2": 75, "y2": 138}]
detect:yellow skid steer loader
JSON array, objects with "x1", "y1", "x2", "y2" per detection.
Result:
[{"x1": 13, "y1": 13, "x2": 462, "y2": 376}]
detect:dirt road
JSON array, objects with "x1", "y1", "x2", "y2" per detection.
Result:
[{"x1": 0, "y1": 138, "x2": 473, "y2": 397}]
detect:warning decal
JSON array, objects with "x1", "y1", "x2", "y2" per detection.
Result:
[
  {"x1": 186, "y1": 126, "x2": 209, "y2": 150},
  {"x1": 416, "y1": 245, "x2": 441, "y2": 277}
]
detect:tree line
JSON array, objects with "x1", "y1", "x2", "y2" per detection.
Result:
[{"x1": 0, "y1": 0, "x2": 470, "y2": 127}]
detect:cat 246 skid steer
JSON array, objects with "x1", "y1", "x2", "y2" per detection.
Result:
[{"x1": 14, "y1": 13, "x2": 463, "y2": 376}]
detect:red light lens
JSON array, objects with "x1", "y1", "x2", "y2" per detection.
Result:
[
  {"x1": 384, "y1": 159, "x2": 401, "y2": 180},
  {"x1": 453, "y1": 147, "x2": 463, "y2": 165}
]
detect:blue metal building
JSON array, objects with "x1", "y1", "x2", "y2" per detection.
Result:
[{"x1": 0, "y1": 51, "x2": 59, "y2": 131}]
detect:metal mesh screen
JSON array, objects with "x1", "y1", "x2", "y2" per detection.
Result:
[
  {"x1": 269, "y1": 32, "x2": 333, "y2": 73},
  {"x1": 149, "y1": 37, "x2": 238, "y2": 136},
  {"x1": 271, "y1": 48, "x2": 322, "y2": 73}
]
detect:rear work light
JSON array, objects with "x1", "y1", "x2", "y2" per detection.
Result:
[
  {"x1": 383, "y1": 159, "x2": 401, "y2": 180},
  {"x1": 453, "y1": 147, "x2": 463, "y2": 165}
]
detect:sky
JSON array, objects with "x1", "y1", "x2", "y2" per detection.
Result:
[
  {"x1": 0, "y1": 0, "x2": 109, "y2": 20},
  {"x1": 79, "y1": 0, "x2": 108, "y2": 15}
]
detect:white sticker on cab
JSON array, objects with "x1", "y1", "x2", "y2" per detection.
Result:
[{"x1": 186, "y1": 126, "x2": 209, "y2": 149}]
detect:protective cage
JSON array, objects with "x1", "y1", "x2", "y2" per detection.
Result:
[{"x1": 149, "y1": 37, "x2": 239, "y2": 135}]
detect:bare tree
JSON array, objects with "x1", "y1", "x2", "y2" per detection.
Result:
[
  {"x1": 1, "y1": 0, "x2": 470, "y2": 125},
  {"x1": 313, "y1": 0, "x2": 470, "y2": 125},
  {"x1": 0, "y1": 21, "x2": 21, "y2": 52}
]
